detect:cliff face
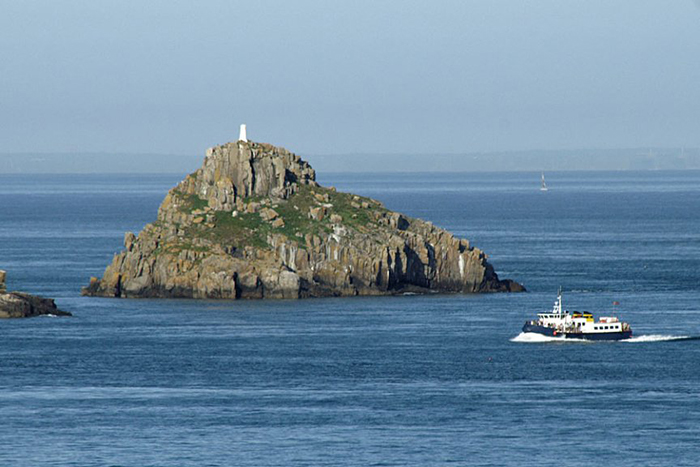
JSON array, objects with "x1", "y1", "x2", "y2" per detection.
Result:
[
  {"x1": 0, "y1": 270, "x2": 71, "y2": 318},
  {"x1": 83, "y1": 140, "x2": 523, "y2": 299}
]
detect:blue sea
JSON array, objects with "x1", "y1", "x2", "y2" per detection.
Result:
[{"x1": 1, "y1": 171, "x2": 700, "y2": 466}]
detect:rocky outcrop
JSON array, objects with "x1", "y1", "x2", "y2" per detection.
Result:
[
  {"x1": 0, "y1": 270, "x2": 71, "y2": 318},
  {"x1": 83, "y1": 139, "x2": 523, "y2": 299},
  {"x1": 175, "y1": 141, "x2": 316, "y2": 212}
]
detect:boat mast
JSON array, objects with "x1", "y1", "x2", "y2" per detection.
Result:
[{"x1": 557, "y1": 286, "x2": 563, "y2": 317}]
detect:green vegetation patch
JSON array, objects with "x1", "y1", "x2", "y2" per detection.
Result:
[
  {"x1": 170, "y1": 184, "x2": 392, "y2": 252},
  {"x1": 172, "y1": 190, "x2": 208, "y2": 213},
  {"x1": 268, "y1": 186, "x2": 332, "y2": 240},
  {"x1": 209, "y1": 210, "x2": 269, "y2": 249},
  {"x1": 321, "y1": 187, "x2": 378, "y2": 230}
]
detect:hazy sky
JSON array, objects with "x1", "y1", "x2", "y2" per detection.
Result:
[{"x1": 1, "y1": 0, "x2": 699, "y2": 157}]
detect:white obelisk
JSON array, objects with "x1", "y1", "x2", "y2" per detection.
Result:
[{"x1": 239, "y1": 124, "x2": 247, "y2": 142}]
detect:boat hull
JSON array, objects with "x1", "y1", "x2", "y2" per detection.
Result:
[
  {"x1": 522, "y1": 323, "x2": 632, "y2": 341},
  {"x1": 522, "y1": 324, "x2": 556, "y2": 336}
]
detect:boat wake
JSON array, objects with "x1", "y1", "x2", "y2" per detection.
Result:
[
  {"x1": 621, "y1": 334, "x2": 695, "y2": 343},
  {"x1": 511, "y1": 332, "x2": 568, "y2": 343},
  {"x1": 512, "y1": 332, "x2": 697, "y2": 343}
]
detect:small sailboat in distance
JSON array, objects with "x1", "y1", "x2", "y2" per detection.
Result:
[{"x1": 540, "y1": 172, "x2": 548, "y2": 192}]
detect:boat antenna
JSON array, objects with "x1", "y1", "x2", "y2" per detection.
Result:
[{"x1": 556, "y1": 286, "x2": 563, "y2": 316}]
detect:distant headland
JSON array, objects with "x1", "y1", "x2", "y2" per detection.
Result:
[
  {"x1": 1, "y1": 147, "x2": 698, "y2": 174},
  {"x1": 83, "y1": 128, "x2": 523, "y2": 299}
]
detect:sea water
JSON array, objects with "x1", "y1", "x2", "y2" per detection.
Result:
[{"x1": 1, "y1": 171, "x2": 699, "y2": 466}]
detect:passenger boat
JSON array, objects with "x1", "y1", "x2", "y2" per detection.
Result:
[{"x1": 522, "y1": 289, "x2": 632, "y2": 340}]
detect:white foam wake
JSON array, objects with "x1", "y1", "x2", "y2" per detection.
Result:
[
  {"x1": 511, "y1": 332, "x2": 693, "y2": 344},
  {"x1": 510, "y1": 332, "x2": 567, "y2": 343},
  {"x1": 621, "y1": 334, "x2": 691, "y2": 343}
]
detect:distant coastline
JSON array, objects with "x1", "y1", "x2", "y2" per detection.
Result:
[{"x1": 1, "y1": 147, "x2": 699, "y2": 174}]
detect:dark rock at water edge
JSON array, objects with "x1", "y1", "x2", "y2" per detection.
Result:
[
  {"x1": 0, "y1": 270, "x2": 71, "y2": 318},
  {"x1": 83, "y1": 139, "x2": 524, "y2": 299}
]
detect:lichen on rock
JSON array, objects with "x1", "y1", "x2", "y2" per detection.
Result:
[{"x1": 82, "y1": 139, "x2": 524, "y2": 299}]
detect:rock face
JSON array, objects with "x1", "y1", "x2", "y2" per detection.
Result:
[
  {"x1": 83, "y1": 140, "x2": 524, "y2": 299},
  {"x1": 0, "y1": 270, "x2": 71, "y2": 318}
]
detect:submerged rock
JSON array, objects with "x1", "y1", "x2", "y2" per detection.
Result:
[
  {"x1": 0, "y1": 270, "x2": 71, "y2": 318},
  {"x1": 82, "y1": 139, "x2": 524, "y2": 299}
]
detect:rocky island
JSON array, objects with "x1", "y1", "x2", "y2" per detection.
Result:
[
  {"x1": 83, "y1": 135, "x2": 523, "y2": 299},
  {"x1": 0, "y1": 270, "x2": 71, "y2": 318}
]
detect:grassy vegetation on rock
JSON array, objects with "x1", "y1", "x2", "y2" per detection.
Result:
[
  {"x1": 178, "y1": 192, "x2": 209, "y2": 212},
  {"x1": 168, "y1": 183, "x2": 390, "y2": 252}
]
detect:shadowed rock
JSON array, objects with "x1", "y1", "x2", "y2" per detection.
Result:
[
  {"x1": 82, "y1": 140, "x2": 524, "y2": 299},
  {"x1": 0, "y1": 270, "x2": 71, "y2": 318}
]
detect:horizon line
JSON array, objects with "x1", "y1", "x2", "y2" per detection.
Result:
[{"x1": 0, "y1": 145, "x2": 698, "y2": 157}]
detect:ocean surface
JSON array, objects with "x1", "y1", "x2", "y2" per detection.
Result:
[{"x1": 1, "y1": 171, "x2": 700, "y2": 466}]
